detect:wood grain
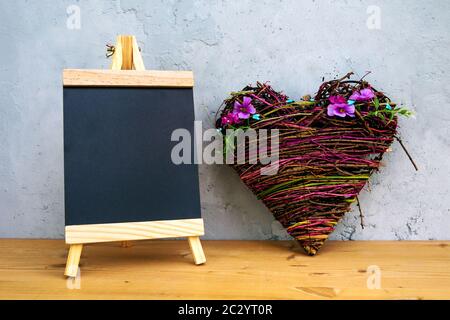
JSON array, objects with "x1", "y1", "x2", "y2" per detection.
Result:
[
  {"x1": 63, "y1": 69, "x2": 194, "y2": 88},
  {"x1": 120, "y1": 35, "x2": 134, "y2": 70},
  {"x1": 65, "y1": 219, "x2": 204, "y2": 244},
  {"x1": 110, "y1": 36, "x2": 123, "y2": 71},
  {"x1": 1, "y1": 240, "x2": 449, "y2": 300},
  {"x1": 110, "y1": 35, "x2": 146, "y2": 71},
  {"x1": 131, "y1": 36, "x2": 145, "y2": 71}
]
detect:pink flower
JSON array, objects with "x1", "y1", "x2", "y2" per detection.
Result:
[
  {"x1": 349, "y1": 88, "x2": 375, "y2": 101},
  {"x1": 221, "y1": 112, "x2": 239, "y2": 126},
  {"x1": 327, "y1": 95, "x2": 355, "y2": 117},
  {"x1": 329, "y1": 95, "x2": 347, "y2": 105},
  {"x1": 233, "y1": 97, "x2": 256, "y2": 119}
]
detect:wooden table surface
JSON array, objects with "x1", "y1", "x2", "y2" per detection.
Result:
[{"x1": 0, "y1": 239, "x2": 449, "y2": 300}]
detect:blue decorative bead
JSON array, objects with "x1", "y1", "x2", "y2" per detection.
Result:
[
  {"x1": 347, "y1": 100, "x2": 355, "y2": 105},
  {"x1": 252, "y1": 114, "x2": 261, "y2": 120},
  {"x1": 386, "y1": 103, "x2": 392, "y2": 110}
]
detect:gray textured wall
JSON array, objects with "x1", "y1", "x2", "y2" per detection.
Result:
[{"x1": 1, "y1": 0, "x2": 449, "y2": 240}]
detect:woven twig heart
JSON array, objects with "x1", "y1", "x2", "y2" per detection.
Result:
[{"x1": 216, "y1": 74, "x2": 411, "y2": 255}]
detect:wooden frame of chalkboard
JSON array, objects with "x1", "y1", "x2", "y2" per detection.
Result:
[{"x1": 62, "y1": 35, "x2": 205, "y2": 277}]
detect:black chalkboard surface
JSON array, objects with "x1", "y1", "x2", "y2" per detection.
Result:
[{"x1": 63, "y1": 86, "x2": 200, "y2": 226}]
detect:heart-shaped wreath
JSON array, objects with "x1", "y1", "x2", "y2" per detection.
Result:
[{"x1": 215, "y1": 72, "x2": 415, "y2": 255}]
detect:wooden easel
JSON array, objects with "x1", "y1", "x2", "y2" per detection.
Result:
[{"x1": 64, "y1": 35, "x2": 206, "y2": 277}]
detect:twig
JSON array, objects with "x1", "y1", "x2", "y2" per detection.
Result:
[
  {"x1": 360, "y1": 71, "x2": 372, "y2": 82},
  {"x1": 338, "y1": 72, "x2": 354, "y2": 82},
  {"x1": 356, "y1": 196, "x2": 364, "y2": 229},
  {"x1": 395, "y1": 136, "x2": 419, "y2": 171}
]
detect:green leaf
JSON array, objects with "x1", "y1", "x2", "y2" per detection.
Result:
[
  {"x1": 374, "y1": 97, "x2": 380, "y2": 110},
  {"x1": 388, "y1": 111, "x2": 393, "y2": 119}
]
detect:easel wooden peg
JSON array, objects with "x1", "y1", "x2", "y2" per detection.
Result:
[{"x1": 110, "y1": 35, "x2": 145, "y2": 71}]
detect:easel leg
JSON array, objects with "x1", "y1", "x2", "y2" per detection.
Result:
[
  {"x1": 187, "y1": 236, "x2": 206, "y2": 265},
  {"x1": 64, "y1": 244, "x2": 83, "y2": 277}
]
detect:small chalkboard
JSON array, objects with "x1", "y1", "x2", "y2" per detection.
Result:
[
  {"x1": 64, "y1": 85, "x2": 200, "y2": 226},
  {"x1": 62, "y1": 64, "x2": 205, "y2": 277}
]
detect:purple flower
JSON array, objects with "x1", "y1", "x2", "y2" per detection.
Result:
[
  {"x1": 221, "y1": 112, "x2": 239, "y2": 126},
  {"x1": 349, "y1": 88, "x2": 375, "y2": 101},
  {"x1": 233, "y1": 97, "x2": 256, "y2": 119},
  {"x1": 327, "y1": 95, "x2": 355, "y2": 117}
]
